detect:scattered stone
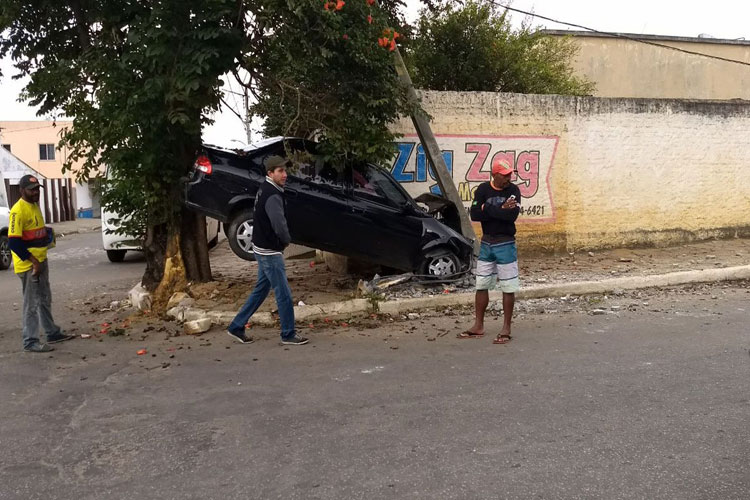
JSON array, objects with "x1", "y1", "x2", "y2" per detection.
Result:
[
  {"x1": 618, "y1": 258, "x2": 633, "y2": 263},
  {"x1": 588, "y1": 252, "x2": 595, "y2": 257},
  {"x1": 591, "y1": 309, "x2": 607, "y2": 315},
  {"x1": 184, "y1": 318, "x2": 212, "y2": 335},
  {"x1": 706, "y1": 255, "x2": 716, "y2": 259},
  {"x1": 407, "y1": 313, "x2": 420, "y2": 320},
  {"x1": 129, "y1": 283, "x2": 152, "y2": 312},
  {"x1": 167, "y1": 292, "x2": 194, "y2": 309}
]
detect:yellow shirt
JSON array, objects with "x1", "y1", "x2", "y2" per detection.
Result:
[{"x1": 8, "y1": 199, "x2": 48, "y2": 274}]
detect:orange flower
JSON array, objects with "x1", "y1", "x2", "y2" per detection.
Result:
[
  {"x1": 382, "y1": 28, "x2": 391, "y2": 36},
  {"x1": 342, "y1": 33, "x2": 349, "y2": 40},
  {"x1": 389, "y1": 38, "x2": 397, "y2": 51},
  {"x1": 335, "y1": 0, "x2": 345, "y2": 10},
  {"x1": 367, "y1": 0, "x2": 375, "y2": 5},
  {"x1": 393, "y1": 31, "x2": 400, "y2": 40},
  {"x1": 323, "y1": 1, "x2": 330, "y2": 10},
  {"x1": 367, "y1": 14, "x2": 372, "y2": 24}
]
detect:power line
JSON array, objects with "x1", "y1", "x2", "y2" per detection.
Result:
[
  {"x1": 491, "y1": 1, "x2": 750, "y2": 68},
  {"x1": 0, "y1": 123, "x2": 61, "y2": 134}
]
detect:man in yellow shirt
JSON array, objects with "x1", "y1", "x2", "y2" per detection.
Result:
[{"x1": 8, "y1": 175, "x2": 73, "y2": 352}]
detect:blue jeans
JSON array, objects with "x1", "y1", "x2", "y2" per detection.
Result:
[
  {"x1": 18, "y1": 260, "x2": 62, "y2": 348},
  {"x1": 229, "y1": 253, "x2": 296, "y2": 340}
]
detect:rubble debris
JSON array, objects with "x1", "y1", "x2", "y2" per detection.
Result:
[
  {"x1": 129, "y1": 283, "x2": 152, "y2": 312},
  {"x1": 184, "y1": 318, "x2": 212, "y2": 335}
]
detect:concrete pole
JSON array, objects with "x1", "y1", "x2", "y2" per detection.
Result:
[{"x1": 391, "y1": 47, "x2": 478, "y2": 252}]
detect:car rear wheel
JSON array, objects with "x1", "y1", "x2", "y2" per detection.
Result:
[
  {"x1": 420, "y1": 249, "x2": 460, "y2": 278},
  {"x1": 106, "y1": 249, "x2": 127, "y2": 263},
  {"x1": 0, "y1": 235, "x2": 11, "y2": 270},
  {"x1": 227, "y1": 209, "x2": 256, "y2": 261}
]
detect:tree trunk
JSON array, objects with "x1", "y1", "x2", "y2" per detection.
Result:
[{"x1": 142, "y1": 208, "x2": 213, "y2": 313}]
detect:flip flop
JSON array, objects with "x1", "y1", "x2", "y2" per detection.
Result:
[
  {"x1": 457, "y1": 330, "x2": 484, "y2": 339},
  {"x1": 492, "y1": 334, "x2": 512, "y2": 344}
]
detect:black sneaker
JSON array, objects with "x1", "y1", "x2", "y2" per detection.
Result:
[
  {"x1": 24, "y1": 343, "x2": 54, "y2": 353},
  {"x1": 47, "y1": 333, "x2": 76, "y2": 344},
  {"x1": 227, "y1": 329, "x2": 254, "y2": 344},
  {"x1": 281, "y1": 336, "x2": 309, "y2": 346}
]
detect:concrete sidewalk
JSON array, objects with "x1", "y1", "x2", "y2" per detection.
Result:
[
  {"x1": 49, "y1": 217, "x2": 101, "y2": 237},
  {"x1": 169, "y1": 237, "x2": 750, "y2": 327}
]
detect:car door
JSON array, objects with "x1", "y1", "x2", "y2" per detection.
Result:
[
  {"x1": 345, "y1": 163, "x2": 423, "y2": 270},
  {"x1": 285, "y1": 157, "x2": 354, "y2": 251}
]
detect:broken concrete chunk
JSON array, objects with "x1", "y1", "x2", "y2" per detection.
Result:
[
  {"x1": 184, "y1": 318, "x2": 212, "y2": 335},
  {"x1": 167, "y1": 292, "x2": 191, "y2": 309},
  {"x1": 128, "y1": 283, "x2": 152, "y2": 312}
]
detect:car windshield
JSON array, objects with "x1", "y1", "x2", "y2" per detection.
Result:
[{"x1": 351, "y1": 163, "x2": 409, "y2": 207}]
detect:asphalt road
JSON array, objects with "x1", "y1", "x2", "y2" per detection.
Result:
[{"x1": 0, "y1": 233, "x2": 749, "y2": 499}]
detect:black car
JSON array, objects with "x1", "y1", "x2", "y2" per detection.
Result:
[{"x1": 185, "y1": 137, "x2": 473, "y2": 277}]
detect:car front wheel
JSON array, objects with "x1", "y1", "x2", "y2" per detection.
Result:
[
  {"x1": 420, "y1": 249, "x2": 460, "y2": 279},
  {"x1": 227, "y1": 209, "x2": 256, "y2": 261},
  {"x1": 0, "y1": 235, "x2": 11, "y2": 270}
]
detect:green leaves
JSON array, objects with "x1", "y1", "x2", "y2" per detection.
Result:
[
  {"x1": 248, "y1": 0, "x2": 416, "y2": 165},
  {"x1": 407, "y1": 0, "x2": 594, "y2": 96}
]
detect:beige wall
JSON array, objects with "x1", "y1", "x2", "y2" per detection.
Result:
[
  {"x1": 546, "y1": 31, "x2": 750, "y2": 100},
  {"x1": 390, "y1": 91, "x2": 750, "y2": 252},
  {"x1": 0, "y1": 121, "x2": 83, "y2": 179}
]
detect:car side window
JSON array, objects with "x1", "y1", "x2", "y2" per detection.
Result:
[
  {"x1": 293, "y1": 158, "x2": 347, "y2": 188},
  {"x1": 351, "y1": 163, "x2": 408, "y2": 208}
]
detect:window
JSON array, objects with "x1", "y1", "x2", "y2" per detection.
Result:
[
  {"x1": 1, "y1": 144, "x2": 10, "y2": 152},
  {"x1": 351, "y1": 163, "x2": 409, "y2": 207},
  {"x1": 293, "y1": 158, "x2": 347, "y2": 188},
  {"x1": 39, "y1": 144, "x2": 55, "y2": 161}
]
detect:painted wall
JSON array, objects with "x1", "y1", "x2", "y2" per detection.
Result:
[
  {"x1": 0, "y1": 121, "x2": 85, "y2": 179},
  {"x1": 389, "y1": 91, "x2": 750, "y2": 252},
  {"x1": 544, "y1": 31, "x2": 750, "y2": 100}
]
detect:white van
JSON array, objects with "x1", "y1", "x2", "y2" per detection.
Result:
[
  {"x1": 0, "y1": 172, "x2": 11, "y2": 270},
  {"x1": 102, "y1": 208, "x2": 219, "y2": 262},
  {"x1": 100, "y1": 168, "x2": 219, "y2": 262}
]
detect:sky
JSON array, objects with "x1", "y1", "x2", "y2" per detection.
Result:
[{"x1": 2, "y1": 0, "x2": 750, "y2": 146}]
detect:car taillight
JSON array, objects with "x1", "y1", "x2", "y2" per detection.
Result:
[{"x1": 195, "y1": 155, "x2": 212, "y2": 175}]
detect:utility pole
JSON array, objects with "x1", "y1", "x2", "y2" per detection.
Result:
[
  {"x1": 392, "y1": 48, "x2": 478, "y2": 252},
  {"x1": 243, "y1": 87, "x2": 252, "y2": 145}
]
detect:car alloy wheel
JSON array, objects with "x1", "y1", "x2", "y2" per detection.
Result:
[
  {"x1": 236, "y1": 220, "x2": 254, "y2": 253},
  {"x1": 0, "y1": 235, "x2": 11, "y2": 270},
  {"x1": 227, "y1": 209, "x2": 256, "y2": 261},
  {"x1": 424, "y1": 252, "x2": 459, "y2": 277}
]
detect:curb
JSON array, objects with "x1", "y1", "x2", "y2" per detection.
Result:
[{"x1": 168, "y1": 264, "x2": 750, "y2": 327}]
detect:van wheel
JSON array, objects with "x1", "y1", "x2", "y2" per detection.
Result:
[
  {"x1": 106, "y1": 249, "x2": 127, "y2": 263},
  {"x1": 227, "y1": 209, "x2": 256, "y2": 261},
  {"x1": 0, "y1": 235, "x2": 11, "y2": 270}
]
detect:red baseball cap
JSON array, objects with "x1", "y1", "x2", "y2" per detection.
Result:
[{"x1": 491, "y1": 161, "x2": 513, "y2": 176}]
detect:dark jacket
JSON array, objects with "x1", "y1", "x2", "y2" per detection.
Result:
[
  {"x1": 469, "y1": 182, "x2": 521, "y2": 238},
  {"x1": 252, "y1": 178, "x2": 291, "y2": 252}
]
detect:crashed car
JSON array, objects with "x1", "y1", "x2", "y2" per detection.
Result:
[{"x1": 184, "y1": 137, "x2": 473, "y2": 277}]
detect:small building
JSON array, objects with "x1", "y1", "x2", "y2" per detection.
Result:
[
  {"x1": 542, "y1": 30, "x2": 750, "y2": 100},
  {"x1": 0, "y1": 120, "x2": 100, "y2": 217},
  {"x1": 0, "y1": 146, "x2": 76, "y2": 223}
]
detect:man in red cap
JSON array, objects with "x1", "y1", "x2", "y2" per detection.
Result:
[
  {"x1": 458, "y1": 161, "x2": 521, "y2": 344},
  {"x1": 8, "y1": 174, "x2": 73, "y2": 352}
]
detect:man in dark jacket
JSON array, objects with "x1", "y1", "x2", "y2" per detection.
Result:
[
  {"x1": 458, "y1": 161, "x2": 521, "y2": 345},
  {"x1": 227, "y1": 156, "x2": 308, "y2": 345}
]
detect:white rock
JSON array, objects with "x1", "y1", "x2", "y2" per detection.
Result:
[
  {"x1": 591, "y1": 309, "x2": 607, "y2": 315},
  {"x1": 184, "y1": 318, "x2": 212, "y2": 335},
  {"x1": 167, "y1": 292, "x2": 190, "y2": 309},
  {"x1": 128, "y1": 284, "x2": 152, "y2": 312},
  {"x1": 407, "y1": 313, "x2": 420, "y2": 320}
]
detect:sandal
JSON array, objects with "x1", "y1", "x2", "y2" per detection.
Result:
[
  {"x1": 492, "y1": 334, "x2": 512, "y2": 344},
  {"x1": 457, "y1": 330, "x2": 484, "y2": 339}
]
